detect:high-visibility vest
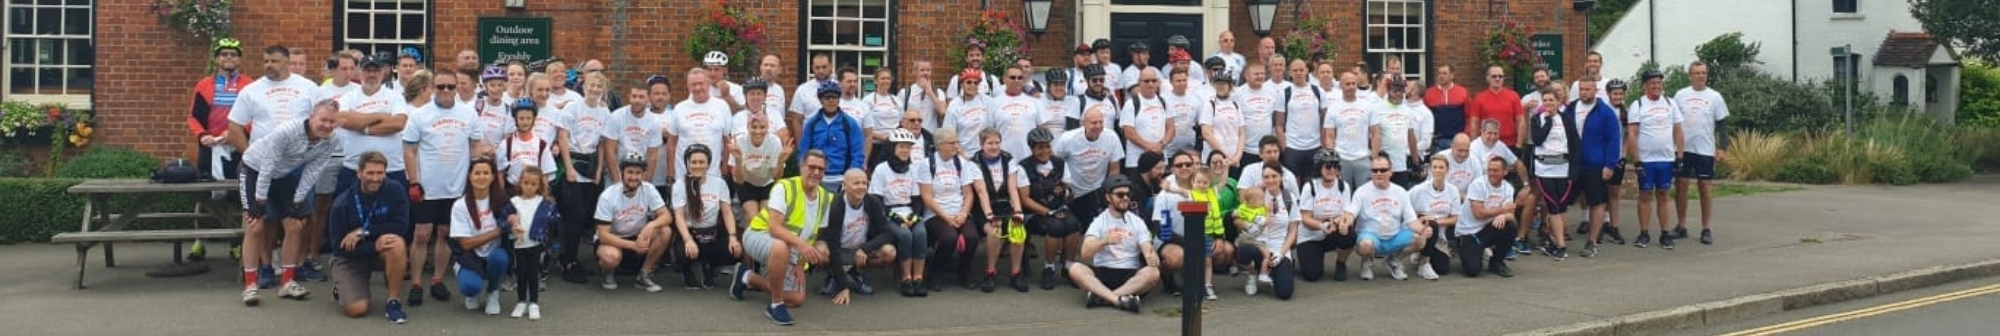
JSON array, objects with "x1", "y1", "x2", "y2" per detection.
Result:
[{"x1": 749, "y1": 177, "x2": 832, "y2": 238}]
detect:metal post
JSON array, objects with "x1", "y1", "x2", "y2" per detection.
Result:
[
  {"x1": 1843, "y1": 44, "x2": 1854, "y2": 134},
  {"x1": 1176, "y1": 201, "x2": 1209, "y2": 336}
]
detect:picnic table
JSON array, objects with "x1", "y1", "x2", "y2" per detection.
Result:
[{"x1": 53, "y1": 179, "x2": 244, "y2": 289}]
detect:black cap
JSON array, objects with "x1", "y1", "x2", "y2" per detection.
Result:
[
  {"x1": 1092, "y1": 39, "x2": 1113, "y2": 51},
  {"x1": 1136, "y1": 152, "x2": 1165, "y2": 172},
  {"x1": 1167, "y1": 35, "x2": 1191, "y2": 48},
  {"x1": 1045, "y1": 68, "x2": 1069, "y2": 83},
  {"x1": 362, "y1": 52, "x2": 394, "y2": 68},
  {"x1": 1128, "y1": 41, "x2": 1150, "y2": 52},
  {"x1": 1203, "y1": 56, "x2": 1227, "y2": 69},
  {"x1": 1641, "y1": 70, "x2": 1665, "y2": 82},
  {"x1": 1104, "y1": 175, "x2": 1132, "y2": 193}
]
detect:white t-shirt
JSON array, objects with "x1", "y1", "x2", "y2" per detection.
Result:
[
  {"x1": 511, "y1": 196, "x2": 545, "y2": 248},
  {"x1": 943, "y1": 95, "x2": 995, "y2": 155},
  {"x1": 1200, "y1": 98, "x2": 1246, "y2": 158},
  {"x1": 1444, "y1": 154, "x2": 1479, "y2": 194},
  {"x1": 1281, "y1": 84, "x2": 1326, "y2": 150},
  {"x1": 898, "y1": 85, "x2": 946, "y2": 130},
  {"x1": 1532, "y1": 112, "x2": 1572, "y2": 178},
  {"x1": 838, "y1": 198, "x2": 870, "y2": 249},
  {"x1": 1073, "y1": 96, "x2": 1119, "y2": 126},
  {"x1": 1467, "y1": 139, "x2": 1518, "y2": 185},
  {"x1": 1568, "y1": 79, "x2": 1611, "y2": 106},
  {"x1": 671, "y1": 176, "x2": 733, "y2": 229},
  {"x1": 862, "y1": 92, "x2": 904, "y2": 135},
  {"x1": 702, "y1": 81, "x2": 748, "y2": 108},
  {"x1": 562, "y1": 100, "x2": 611, "y2": 157},
  {"x1": 594, "y1": 183, "x2": 665, "y2": 237},
  {"x1": 1298, "y1": 179, "x2": 1350, "y2": 242},
  {"x1": 946, "y1": 73, "x2": 1002, "y2": 99},
  {"x1": 1237, "y1": 160, "x2": 1299, "y2": 197},
  {"x1": 476, "y1": 98, "x2": 517, "y2": 146},
  {"x1": 789, "y1": 79, "x2": 828, "y2": 116},
  {"x1": 1674, "y1": 87, "x2": 1730, "y2": 156},
  {"x1": 231, "y1": 75, "x2": 320, "y2": 143},
  {"x1": 734, "y1": 132, "x2": 785, "y2": 186},
  {"x1": 501, "y1": 133, "x2": 558, "y2": 185},
  {"x1": 317, "y1": 82, "x2": 358, "y2": 105},
  {"x1": 648, "y1": 106, "x2": 678, "y2": 184},
  {"x1": 1243, "y1": 191, "x2": 1301, "y2": 251},
  {"x1": 729, "y1": 108, "x2": 788, "y2": 138},
  {"x1": 448, "y1": 197, "x2": 502, "y2": 257},
  {"x1": 1086, "y1": 210, "x2": 1151, "y2": 269},
  {"x1": 925, "y1": 156, "x2": 979, "y2": 220},
  {"x1": 1459, "y1": 180, "x2": 1515, "y2": 235},
  {"x1": 1407, "y1": 180, "x2": 1462, "y2": 224},
  {"x1": 1631, "y1": 96, "x2": 1685, "y2": 162},
  {"x1": 1117, "y1": 92, "x2": 1173, "y2": 166},
  {"x1": 1322, "y1": 98, "x2": 1374, "y2": 161},
  {"x1": 1233, "y1": 83, "x2": 1281, "y2": 154},
  {"x1": 991, "y1": 92, "x2": 1047, "y2": 160},
  {"x1": 1372, "y1": 101, "x2": 1422, "y2": 172},
  {"x1": 764, "y1": 181, "x2": 830, "y2": 236},
  {"x1": 1346, "y1": 183, "x2": 1418, "y2": 238},
  {"x1": 839, "y1": 97, "x2": 870, "y2": 124},
  {"x1": 869, "y1": 162, "x2": 929, "y2": 217},
  {"x1": 402, "y1": 100, "x2": 483, "y2": 200},
  {"x1": 545, "y1": 89, "x2": 583, "y2": 112},
  {"x1": 671, "y1": 97, "x2": 733, "y2": 178},
  {"x1": 334, "y1": 86, "x2": 410, "y2": 171},
  {"x1": 1054, "y1": 129, "x2": 1127, "y2": 195},
  {"x1": 763, "y1": 85, "x2": 788, "y2": 119},
  {"x1": 1040, "y1": 95, "x2": 1073, "y2": 134},
  {"x1": 1162, "y1": 88, "x2": 1204, "y2": 153},
  {"x1": 531, "y1": 106, "x2": 567, "y2": 147},
  {"x1": 604, "y1": 109, "x2": 663, "y2": 166}
]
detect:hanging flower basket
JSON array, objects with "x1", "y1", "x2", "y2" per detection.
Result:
[
  {"x1": 1280, "y1": 17, "x2": 1338, "y2": 63},
  {"x1": 151, "y1": 0, "x2": 233, "y2": 41},
  {"x1": 948, "y1": 9, "x2": 1027, "y2": 74},
  {"x1": 685, "y1": 0, "x2": 768, "y2": 76},
  {"x1": 1480, "y1": 21, "x2": 1546, "y2": 92}
]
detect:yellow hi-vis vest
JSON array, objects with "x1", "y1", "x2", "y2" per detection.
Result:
[{"x1": 749, "y1": 177, "x2": 832, "y2": 237}]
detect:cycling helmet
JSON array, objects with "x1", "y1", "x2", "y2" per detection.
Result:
[
  {"x1": 743, "y1": 78, "x2": 770, "y2": 92},
  {"x1": 646, "y1": 74, "x2": 672, "y2": 87},
  {"x1": 511, "y1": 98, "x2": 538, "y2": 114},
  {"x1": 1104, "y1": 175, "x2": 1133, "y2": 193},
  {"x1": 1044, "y1": 68, "x2": 1069, "y2": 84},
  {"x1": 480, "y1": 65, "x2": 508, "y2": 83},
  {"x1": 1128, "y1": 41, "x2": 1150, "y2": 53},
  {"x1": 703, "y1": 51, "x2": 730, "y2": 67},
  {"x1": 959, "y1": 68, "x2": 984, "y2": 84},
  {"x1": 1166, "y1": 35, "x2": 1191, "y2": 49},
  {"x1": 212, "y1": 38, "x2": 243, "y2": 56},
  {"x1": 1642, "y1": 69, "x2": 1665, "y2": 82},
  {"x1": 1091, "y1": 39, "x2": 1113, "y2": 52},
  {"x1": 684, "y1": 144, "x2": 713, "y2": 162},
  {"x1": 1606, "y1": 78, "x2": 1630, "y2": 92},
  {"x1": 1027, "y1": 128, "x2": 1056, "y2": 146},
  {"x1": 1315, "y1": 148, "x2": 1341, "y2": 166},
  {"x1": 1080, "y1": 64, "x2": 1106, "y2": 79},
  {"x1": 888, "y1": 129, "x2": 920, "y2": 144},
  {"x1": 619, "y1": 152, "x2": 648, "y2": 170},
  {"x1": 399, "y1": 46, "x2": 424, "y2": 64},
  {"x1": 815, "y1": 80, "x2": 842, "y2": 98}
]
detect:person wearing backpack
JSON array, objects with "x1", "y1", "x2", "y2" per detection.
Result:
[
  {"x1": 971, "y1": 129, "x2": 1030, "y2": 292},
  {"x1": 798, "y1": 80, "x2": 869, "y2": 194},
  {"x1": 1277, "y1": 59, "x2": 1327, "y2": 183},
  {"x1": 1296, "y1": 149, "x2": 1358, "y2": 282},
  {"x1": 1117, "y1": 67, "x2": 1174, "y2": 171}
]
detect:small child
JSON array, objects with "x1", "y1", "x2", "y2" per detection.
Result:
[
  {"x1": 508, "y1": 167, "x2": 559, "y2": 320},
  {"x1": 1184, "y1": 173, "x2": 1227, "y2": 300},
  {"x1": 1233, "y1": 187, "x2": 1275, "y2": 295}
]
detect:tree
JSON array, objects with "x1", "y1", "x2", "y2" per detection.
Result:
[{"x1": 1910, "y1": 0, "x2": 2000, "y2": 63}]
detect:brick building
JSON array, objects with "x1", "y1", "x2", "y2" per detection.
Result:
[{"x1": 10, "y1": 0, "x2": 1586, "y2": 159}]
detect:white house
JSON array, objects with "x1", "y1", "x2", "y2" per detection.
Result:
[{"x1": 1593, "y1": 0, "x2": 1960, "y2": 122}]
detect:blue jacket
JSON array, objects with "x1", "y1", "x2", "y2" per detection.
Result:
[
  {"x1": 328, "y1": 179, "x2": 411, "y2": 259},
  {"x1": 1566, "y1": 98, "x2": 1624, "y2": 171},
  {"x1": 517, "y1": 198, "x2": 559, "y2": 243},
  {"x1": 799, "y1": 109, "x2": 867, "y2": 176}
]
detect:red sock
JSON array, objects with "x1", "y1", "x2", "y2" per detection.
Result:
[
  {"x1": 280, "y1": 265, "x2": 297, "y2": 285},
  {"x1": 242, "y1": 268, "x2": 257, "y2": 288}
]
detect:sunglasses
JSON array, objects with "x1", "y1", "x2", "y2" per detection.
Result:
[
  {"x1": 1174, "y1": 163, "x2": 1196, "y2": 168},
  {"x1": 1321, "y1": 165, "x2": 1340, "y2": 170},
  {"x1": 1007, "y1": 76, "x2": 1025, "y2": 80},
  {"x1": 1141, "y1": 79, "x2": 1159, "y2": 83},
  {"x1": 435, "y1": 84, "x2": 458, "y2": 90},
  {"x1": 1488, "y1": 75, "x2": 1504, "y2": 79},
  {"x1": 1371, "y1": 168, "x2": 1392, "y2": 173},
  {"x1": 1087, "y1": 78, "x2": 1105, "y2": 83},
  {"x1": 804, "y1": 165, "x2": 827, "y2": 171},
  {"x1": 1110, "y1": 192, "x2": 1131, "y2": 198},
  {"x1": 903, "y1": 117, "x2": 923, "y2": 123}
]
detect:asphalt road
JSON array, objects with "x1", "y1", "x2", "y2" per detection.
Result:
[{"x1": 1681, "y1": 278, "x2": 2000, "y2": 336}]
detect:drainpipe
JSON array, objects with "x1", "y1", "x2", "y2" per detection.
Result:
[
  {"x1": 1791, "y1": 0, "x2": 1799, "y2": 82},
  {"x1": 1648, "y1": 0, "x2": 1656, "y2": 65}
]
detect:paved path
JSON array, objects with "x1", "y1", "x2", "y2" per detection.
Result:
[
  {"x1": 1681, "y1": 278, "x2": 2000, "y2": 336},
  {"x1": 3, "y1": 177, "x2": 1998, "y2": 335}
]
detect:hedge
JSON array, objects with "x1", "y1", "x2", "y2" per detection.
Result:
[{"x1": 0, "y1": 178, "x2": 205, "y2": 244}]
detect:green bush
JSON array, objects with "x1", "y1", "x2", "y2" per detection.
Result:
[
  {"x1": 1959, "y1": 59, "x2": 2000, "y2": 128},
  {"x1": 0, "y1": 148, "x2": 32, "y2": 177},
  {"x1": 1911, "y1": 156, "x2": 1974, "y2": 183},
  {"x1": 55, "y1": 146, "x2": 158, "y2": 179},
  {"x1": 1773, "y1": 157, "x2": 1838, "y2": 184},
  {"x1": 0, "y1": 178, "x2": 206, "y2": 243},
  {"x1": 1868, "y1": 157, "x2": 1919, "y2": 185},
  {"x1": 1695, "y1": 32, "x2": 1763, "y2": 78}
]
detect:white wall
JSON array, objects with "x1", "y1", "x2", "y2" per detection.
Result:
[
  {"x1": 1594, "y1": 0, "x2": 1792, "y2": 81},
  {"x1": 1795, "y1": 0, "x2": 1929, "y2": 83}
]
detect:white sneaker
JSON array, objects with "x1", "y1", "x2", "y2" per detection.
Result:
[
  {"x1": 1243, "y1": 278, "x2": 1258, "y2": 296},
  {"x1": 242, "y1": 287, "x2": 261, "y2": 306},
  {"x1": 1204, "y1": 285, "x2": 1218, "y2": 301},
  {"x1": 484, "y1": 291, "x2": 502, "y2": 315},
  {"x1": 637, "y1": 271, "x2": 664, "y2": 292},
  {"x1": 280, "y1": 281, "x2": 311, "y2": 300},
  {"x1": 1418, "y1": 263, "x2": 1440, "y2": 280},
  {"x1": 510, "y1": 302, "x2": 529, "y2": 318},
  {"x1": 1257, "y1": 273, "x2": 1273, "y2": 284},
  {"x1": 601, "y1": 274, "x2": 619, "y2": 290},
  {"x1": 1360, "y1": 260, "x2": 1376, "y2": 280},
  {"x1": 527, "y1": 303, "x2": 542, "y2": 320},
  {"x1": 465, "y1": 293, "x2": 481, "y2": 311},
  {"x1": 1388, "y1": 259, "x2": 1409, "y2": 280}
]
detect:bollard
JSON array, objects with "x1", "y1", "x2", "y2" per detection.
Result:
[{"x1": 1175, "y1": 201, "x2": 1209, "y2": 336}]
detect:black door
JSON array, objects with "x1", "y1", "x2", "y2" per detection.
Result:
[{"x1": 1109, "y1": 13, "x2": 1202, "y2": 70}]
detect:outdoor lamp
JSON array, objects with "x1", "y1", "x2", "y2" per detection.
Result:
[
  {"x1": 505, "y1": 0, "x2": 526, "y2": 9},
  {"x1": 1025, "y1": 0, "x2": 1052, "y2": 36},
  {"x1": 1248, "y1": 0, "x2": 1279, "y2": 37}
]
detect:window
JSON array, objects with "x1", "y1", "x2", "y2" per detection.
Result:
[
  {"x1": 1365, "y1": 0, "x2": 1427, "y2": 82},
  {"x1": 1891, "y1": 74, "x2": 1909, "y2": 107},
  {"x1": 1925, "y1": 74, "x2": 1938, "y2": 103},
  {"x1": 5, "y1": 0, "x2": 93, "y2": 97},
  {"x1": 1833, "y1": 0, "x2": 1858, "y2": 13},
  {"x1": 1832, "y1": 53, "x2": 1861, "y2": 92},
  {"x1": 805, "y1": 0, "x2": 893, "y2": 92},
  {"x1": 337, "y1": 0, "x2": 429, "y2": 57}
]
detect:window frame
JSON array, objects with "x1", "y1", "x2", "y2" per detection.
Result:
[
  {"x1": 1361, "y1": 0, "x2": 1433, "y2": 83},
  {"x1": 796, "y1": 0, "x2": 899, "y2": 93},
  {"x1": 1832, "y1": 0, "x2": 1858, "y2": 13},
  {"x1": 4, "y1": 0, "x2": 95, "y2": 107},
  {"x1": 331, "y1": 0, "x2": 434, "y2": 64}
]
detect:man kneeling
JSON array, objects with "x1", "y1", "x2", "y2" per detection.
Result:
[
  {"x1": 1067, "y1": 176, "x2": 1159, "y2": 313},
  {"x1": 327, "y1": 152, "x2": 414, "y2": 324},
  {"x1": 594, "y1": 153, "x2": 674, "y2": 292}
]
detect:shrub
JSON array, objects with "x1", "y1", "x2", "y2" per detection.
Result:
[
  {"x1": 1695, "y1": 33, "x2": 1762, "y2": 76},
  {"x1": 0, "y1": 178, "x2": 205, "y2": 243},
  {"x1": 1773, "y1": 157, "x2": 1838, "y2": 184},
  {"x1": 55, "y1": 146, "x2": 158, "y2": 179},
  {"x1": 1960, "y1": 125, "x2": 2000, "y2": 172},
  {"x1": 1722, "y1": 131, "x2": 1789, "y2": 181},
  {"x1": 1959, "y1": 59, "x2": 2000, "y2": 128},
  {"x1": 0, "y1": 148, "x2": 32, "y2": 177}
]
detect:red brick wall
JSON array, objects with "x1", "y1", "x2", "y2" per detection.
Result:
[{"x1": 1226, "y1": 0, "x2": 1587, "y2": 92}]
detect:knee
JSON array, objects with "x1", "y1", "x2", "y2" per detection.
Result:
[
  {"x1": 342, "y1": 301, "x2": 370, "y2": 318},
  {"x1": 880, "y1": 246, "x2": 898, "y2": 262},
  {"x1": 597, "y1": 247, "x2": 622, "y2": 266},
  {"x1": 459, "y1": 274, "x2": 485, "y2": 295},
  {"x1": 376, "y1": 235, "x2": 407, "y2": 254},
  {"x1": 410, "y1": 229, "x2": 432, "y2": 247}
]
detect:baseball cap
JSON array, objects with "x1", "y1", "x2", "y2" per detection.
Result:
[
  {"x1": 361, "y1": 52, "x2": 394, "y2": 68},
  {"x1": 1074, "y1": 43, "x2": 1094, "y2": 55}
]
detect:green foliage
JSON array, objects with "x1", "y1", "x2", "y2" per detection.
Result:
[
  {"x1": 1694, "y1": 32, "x2": 1762, "y2": 74},
  {"x1": 1958, "y1": 124, "x2": 2000, "y2": 171},
  {"x1": 1628, "y1": 60, "x2": 1691, "y2": 97},
  {"x1": 1909, "y1": 0, "x2": 1999, "y2": 63},
  {"x1": 1772, "y1": 157, "x2": 1838, "y2": 184},
  {"x1": 0, "y1": 178, "x2": 206, "y2": 243},
  {"x1": 1959, "y1": 59, "x2": 2000, "y2": 128},
  {"x1": 1586, "y1": 0, "x2": 1642, "y2": 45},
  {"x1": 0, "y1": 148, "x2": 32, "y2": 177},
  {"x1": 55, "y1": 147, "x2": 159, "y2": 179}
]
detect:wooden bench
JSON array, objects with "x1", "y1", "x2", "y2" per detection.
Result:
[{"x1": 62, "y1": 179, "x2": 244, "y2": 289}]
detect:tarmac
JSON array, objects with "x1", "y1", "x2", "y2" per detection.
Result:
[{"x1": 2, "y1": 177, "x2": 1997, "y2": 336}]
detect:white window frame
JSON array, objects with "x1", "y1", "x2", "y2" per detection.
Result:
[
  {"x1": 4, "y1": 0, "x2": 93, "y2": 108},
  {"x1": 338, "y1": 0, "x2": 429, "y2": 56},
  {"x1": 1365, "y1": 0, "x2": 1427, "y2": 82},
  {"x1": 804, "y1": 0, "x2": 892, "y2": 92}
]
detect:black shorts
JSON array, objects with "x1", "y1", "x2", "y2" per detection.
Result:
[
  {"x1": 1535, "y1": 177, "x2": 1576, "y2": 214},
  {"x1": 412, "y1": 199, "x2": 456, "y2": 225},
  {"x1": 1576, "y1": 167, "x2": 1611, "y2": 206},
  {"x1": 1092, "y1": 266, "x2": 1137, "y2": 289},
  {"x1": 734, "y1": 181, "x2": 774, "y2": 201},
  {"x1": 1607, "y1": 165, "x2": 1626, "y2": 186},
  {"x1": 1678, "y1": 154, "x2": 1717, "y2": 180},
  {"x1": 1026, "y1": 214, "x2": 1080, "y2": 237}
]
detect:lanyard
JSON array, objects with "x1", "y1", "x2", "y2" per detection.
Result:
[{"x1": 352, "y1": 191, "x2": 377, "y2": 234}]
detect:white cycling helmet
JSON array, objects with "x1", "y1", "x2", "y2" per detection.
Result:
[
  {"x1": 888, "y1": 129, "x2": 920, "y2": 145},
  {"x1": 703, "y1": 51, "x2": 730, "y2": 67}
]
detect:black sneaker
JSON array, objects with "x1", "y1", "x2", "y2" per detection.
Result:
[
  {"x1": 407, "y1": 286, "x2": 424, "y2": 307},
  {"x1": 1039, "y1": 266, "x2": 1059, "y2": 290},
  {"x1": 818, "y1": 274, "x2": 838, "y2": 296},
  {"x1": 1084, "y1": 293, "x2": 1110, "y2": 308},
  {"x1": 1575, "y1": 224, "x2": 1588, "y2": 236},
  {"x1": 1660, "y1": 233, "x2": 1678, "y2": 250},
  {"x1": 1490, "y1": 262, "x2": 1515, "y2": 278},
  {"x1": 1010, "y1": 274, "x2": 1031, "y2": 293},
  {"x1": 1633, "y1": 233, "x2": 1651, "y2": 248},
  {"x1": 561, "y1": 264, "x2": 591, "y2": 284},
  {"x1": 430, "y1": 282, "x2": 451, "y2": 302},
  {"x1": 1116, "y1": 295, "x2": 1143, "y2": 313},
  {"x1": 1603, "y1": 225, "x2": 1627, "y2": 245},
  {"x1": 684, "y1": 269, "x2": 706, "y2": 290},
  {"x1": 980, "y1": 274, "x2": 997, "y2": 293},
  {"x1": 1700, "y1": 229, "x2": 1714, "y2": 245},
  {"x1": 851, "y1": 271, "x2": 875, "y2": 296},
  {"x1": 898, "y1": 280, "x2": 916, "y2": 297},
  {"x1": 917, "y1": 279, "x2": 934, "y2": 297},
  {"x1": 1580, "y1": 243, "x2": 1599, "y2": 258},
  {"x1": 1332, "y1": 262, "x2": 1350, "y2": 282}
]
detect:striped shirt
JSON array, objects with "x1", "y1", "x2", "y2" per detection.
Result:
[{"x1": 242, "y1": 119, "x2": 339, "y2": 205}]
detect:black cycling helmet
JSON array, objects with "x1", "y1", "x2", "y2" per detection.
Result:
[
  {"x1": 743, "y1": 78, "x2": 770, "y2": 92},
  {"x1": 619, "y1": 152, "x2": 648, "y2": 170},
  {"x1": 1315, "y1": 148, "x2": 1341, "y2": 166},
  {"x1": 1080, "y1": 64, "x2": 1106, "y2": 79},
  {"x1": 1045, "y1": 68, "x2": 1069, "y2": 84},
  {"x1": 1104, "y1": 175, "x2": 1133, "y2": 193},
  {"x1": 1027, "y1": 128, "x2": 1056, "y2": 146},
  {"x1": 1606, "y1": 78, "x2": 1629, "y2": 92}
]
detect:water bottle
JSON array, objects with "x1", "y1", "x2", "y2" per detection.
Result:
[{"x1": 1159, "y1": 209, "x2": 1175, "y2": 242}]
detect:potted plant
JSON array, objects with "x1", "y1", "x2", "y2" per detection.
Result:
[
  {"x1": 948, "y1": 9, "x2": 1027, "y2": 74},
  {"x1": 1480, "y1": 21, "x2": 1546, "y2": 92},
  {"x1": 1280, "y1": 17, "x2": 1338, "y2": 63},
  {"x1": 685, "y1": 0, "x2": 768, "y2": 78},
  {"x1": 1, "y1": 100, "x2": 53, "y2": 146}
]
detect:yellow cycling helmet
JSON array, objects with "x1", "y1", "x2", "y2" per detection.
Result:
[{"x1": 212, "y1": 38, "x2": 243, "y2": 56}]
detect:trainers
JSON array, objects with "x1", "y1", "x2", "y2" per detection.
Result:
[
  {"x1": 1580, "y1": 243, "x2": 1599, "y2": 258},
  {"x1": 1661, "y1": 233, "x2": 1678, "y2": 250},
  {"x1": 765, "y1": 304, "x2": 796, "y2": 326},
  {"x1": 1701, "y1": 229, "x2": 1714, "y2": 245},
  {"x1": 242, "y1": 287, "x2": 261, "y2": 306},
  {"x1": 1388, "y1": 259, "x2": 1409, "y2": 280},
  {"x1": 1010, "y1": 274, "x2": 1031, "y2": 293},
  {"x1": 500, "y1": 279, "x2": 516, "y2": 292},
  {"x1": 1418, "y1": 263, "x2": 1440, "y2": 280},
  {"x1": 1039, "y1": 266, "x2": 1059, "y2": 290},
  {"x1": 1243, "y1": 278, "x2": 1258, "y2": 295},
  {"x1": 1116, "y1": 295, "x2": 1143, "y2": 313},
  {"x1": 1551, "y1": 247, "x2": 1568, "y2": 261},
  {"x1": 464, "y1": 294, "x2": 481, "y2": 311},
  {"x1": 818, "y1": 274, "x2": 838, "y2": 296},
  {"x1": 637, "y1": 271, "x2": 663, "y2": 292},
  {"x1": 484, "y1": 291, "x2": 502, "y2": 315},
  {"x1": 1510, "y1": 242, "x2": 1528, "y2": 259},
  {"x1": 385, "y1": 299, "x2": 408, "y2": 324},
  {"x1": 298, "y1": 262, "x2": 329, "y2": 282},
  {"x1": 1604, "y1": 225, "x2": 1627, "y2": 245},
  {"x1": 407, "y1": 286, "x2": 424, "y2": 307},
  {"x1": 430, "y1": 281, "x2": 451, "y2": 302},
  {"x1": 1084, "y1": 292, "x2": 1111, "y2": 308},
  {"x1": 1491, "y1": 262, "x2": 1516, "y2": 278},
  {"x1": 601, "y1": 273, "x2": 619, "y2": 290},
  {"x1": 1674, "y1": 226, "x2": 1690, "y2": 239},
  {"x1": 1633, "y1": 233, "x2": 1652, "y2": 248},
  {"x1": 256, "y1": 266, "x2": 277, "y2": 289},
  {"x1": 1332, "y1": 262, "x2": 1350, "y2": 282},
  {"x1": 1204, "y1": 285, "x2": 1218, "y2": 301},
  {"x1": 850, "y1": 271, "x2": 875, "y2": 296},
  {"x1": 729, "y1": 264, "x2": 748, "y2": 301},
  {"x1": 1258, "y1": 273, "x2": 1274, "y2": 284},
  {"x1": 978, "y1": 274, "x2": 997, "y2": 293},
  {"x1": 1574, "y1": 224, "x2": 1588, "y2": 236},
  {"x1": 280, "y1": 281, "x2": 311, "y2": 300},
  {"x1": 684, "y1": 269, "x2": 705, "y2": 290},
  {"x1": 1359, "y1": 260, "x2": 1376, "y2": 280},
  {"x1": 511, "y1": 302, "x2": 528, "y2": 318},
  {"x1": 527, "y1": 303, "x2": 542, "y2": 320}
]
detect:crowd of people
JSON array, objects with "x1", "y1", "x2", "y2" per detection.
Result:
[{"x1": 186, "y1": 30, "x2": 1731, "y2": 326}]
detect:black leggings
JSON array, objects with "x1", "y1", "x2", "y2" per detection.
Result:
[
  {"x1": 1420, "y1": 223, "x2": 1452, "y2": 275},
  {"x1": 557, "y1": 181, "x2": 601, "y2": 267},
  {"x1": 1295, "y1": 230, "x2": 1358, "y2": 282},
  {"x1": 513, "y1": 245, "x2": 545, "y2": 303},
  {"x1": 925, "y1": 216, "x2": 984, "y2": 275},
  {"x1": 1232, "y1": 244, "x2": 1296, "y2": 300},
  {"x1": 670, "y1": 233, "x2": 736, "y2": 274},
  {"x1": 1454, "y1": 224, "x2": 1518, "y2": 277}
]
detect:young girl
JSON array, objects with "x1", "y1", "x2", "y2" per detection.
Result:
[
  {"x1": 1183, "y1": 172, "x2": 1228, "y2": 300},
  {"x1": 450, "y1": 159, "x2": 515, "y2": 316},
  {"x1": 1233, "y1": 186, "x2": 1272, "y2": 293},
  {"x1": 503, "y1": 99, "x2": 559, "y2": 187},
  {"x1": 508, "y1": 166, "x2": 558, "y2": 320},
  {"x1": 674, "y1": 145, "x2": 739, "y2": 289}
]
